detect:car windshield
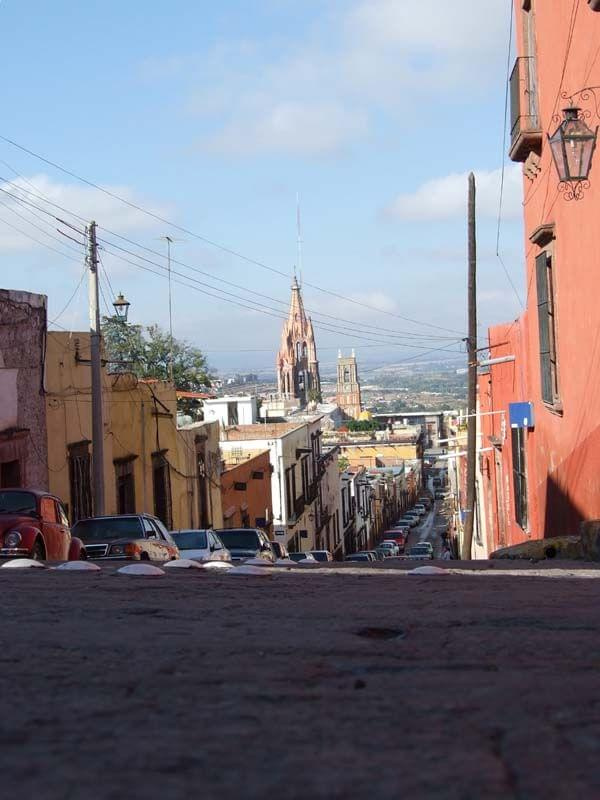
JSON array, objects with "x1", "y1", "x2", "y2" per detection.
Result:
[
  {"x1": 72, "y1": 517, "x2": 143, "y2": 541},
  {"x1": 311, "y1": 552, "x2": 329, "y2": 562},
  {"x1": 0, "y1": 490, "x2": 37, "y2": 515},
  {"x1": 171, "y1": 531, "x2": 208, "y2": 550},
  {"x1": 289, "y1": 552, "x2": 309, "y2": 562},
  {"x1": 217, "y1": 530, "x2": 260, "y2": 550},
  {"x1": 410, "y1": 546, "x2": 429, "y2": 554}
]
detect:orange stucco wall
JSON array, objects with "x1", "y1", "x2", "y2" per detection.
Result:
[
  {"x1": 483, "y1": 2, "x2": 600, "y2": 547},
  {"x1": 221, "y1": 451, "x2": 272, "y2": 532}
]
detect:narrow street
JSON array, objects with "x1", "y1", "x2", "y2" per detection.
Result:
[{"x1": 3, "y1": 565, "x2": 600, "y2": 799}]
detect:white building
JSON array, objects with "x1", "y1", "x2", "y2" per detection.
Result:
[
  {"x1": 220, "y1": 416, "x2": 342, "y2": 553},
  {"x1": 203, "y1": 396, "x2": 258, "y2": 428}
]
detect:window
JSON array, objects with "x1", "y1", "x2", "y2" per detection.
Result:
[
  {"x1": 535, "y1": 251, "x2": 560, "y2": 406},
  {"x1": 301, "y1": 457, "x2": 309, "y2": 499},
  {"x1": 196, "y1": 447, "x2": 210, "y2": 529},
  {"x1": 0, "y1": 460, "x2": 21, "y2": 488},
  {"x1": 40, "y1": 497, "x2": 58, "y2": 523},
  {"x1": 511, "y1": 428, "x2": 528, "y2": 530},
  {"x1": 68, "y1": 441, "x2": 92, "y2": 523},
  {"x1": 234, "y1": 482, "x2": 247, "y2": 491},
  {"x1": 251, "y1": 471, "x2": 264, "y2": 480},
  {"x1": 115, "y1": 458, "x2": 136, "y2": 515},
  {"x1": 227, "y1": 402, "x2": 239, "y2": 426},
  {"x1": 152, "y1": 453, "x2": 173, "y2": 529},
  {"x1": 285, "y1": 465, "x2": 297, "y2": 520},
  {"x1": 58, "y1": 503, "x2": 69, "y2": 527}
]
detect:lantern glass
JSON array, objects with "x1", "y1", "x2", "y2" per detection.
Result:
[
  {"x1": 113, "y1": 292, "x2": 130, "y2": 322},
  {"x1": 549, "y1": 107, "x2": 597, "y2": 183}
]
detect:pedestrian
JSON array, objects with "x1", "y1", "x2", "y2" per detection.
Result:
[{"x1": 441, "y1": 547, "x2": 452, "y2": 561}]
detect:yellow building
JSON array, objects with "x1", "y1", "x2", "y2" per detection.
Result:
[
  {"x1": 338, "y1": 442, "x2": 420, "y2": 469},
  {"x1": 45, "y1": 331, "x2": 223, "y2": 529}
]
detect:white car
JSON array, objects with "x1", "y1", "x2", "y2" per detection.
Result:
[
  {"x1": 170, "y1": 529, "x2": 232, "y2": 563},
  {"x1": 380, "y1": 540, "x2": 400, "y2": 557}
]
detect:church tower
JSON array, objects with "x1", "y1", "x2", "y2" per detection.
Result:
[
  {"x1": 336, "y1": 350, "x2": 362, "y2": 419},
  {"x1": 276, "y1": 277, "x2": 321, "y2": 407}
]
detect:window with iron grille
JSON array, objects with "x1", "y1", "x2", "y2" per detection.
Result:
[
  {"x1": 511, "y1": 427, "x2": 528, "y2": 530},
  {"x1": 68, "y1": 441, "x2": 92, "y2": 523},
  {"x1": 234, "y1": 481, "x2": 247, "y2": 491},
  {"x1": 152, "y1": 452, "x2": 173, "y2": 529},
  {"x1": 251, "y1": 470, "x2": 264, "y2": 480},
  {"x1": 115, "y1": 458, "x2": 136, "y2": 515},
  {"x1": 535, "y1": 251, "x2": 560, "y2": 406}
]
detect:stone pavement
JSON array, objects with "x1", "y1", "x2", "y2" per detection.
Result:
[{"x1": 2, "y1": 563, "x2": 600, "y2": 799}]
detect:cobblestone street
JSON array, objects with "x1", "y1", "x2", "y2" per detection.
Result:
[{"x1": 3, "y1": 564, "x2": 600, "y2": 799}]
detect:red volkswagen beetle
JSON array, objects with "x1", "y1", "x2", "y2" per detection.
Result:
[{"x1": 0, "y1": 488, "x2": 86, "y2": 562}]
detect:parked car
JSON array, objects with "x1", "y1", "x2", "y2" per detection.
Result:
[
  {"x1": 368, "y1": 549, "x2": 385, "y2": 561},
  {"x1": 0, "y1": 488, "x2": 86, "y2": 562},
  {"x1": 401, "y1": 515, "x2": 419, "y2": 528},
  {"x1": 270, "y1": 540, "x2": 290, "y2": 559},
  {"x1": 375, "y1": 546, "x2": 393, "y2": 559},
  {"x1": 381, "y1": 531, "x2": 407, "y2": 551},
  {"x1": 380, "y1": 540, "x2": 400, "y2": 557},
  {"x1": 310, "y1": 550, "x2": 333, "y2": 562},
  {"x1": 72, "y1": 514, "x2": 179, "y2": 561},
  {"x1": 418, "y1": 496, "x2": 432, "y2": 509},
  {"x1": 354, "y1": 551, "x2": 377, "y2": 562},
  {"x1": 170, "y1": 529, "x2": 231, "y2": 563},
  {"x1": 345, "y1": 553, "x2": 372, "y2": 563},
  {"x1": 215, "y1": 528, "x2": 275, "y2": 563},
  {"x1": 407, "y1": 543, "x2": 434, "y2": 560},
  {"x1": 288, "y1": 552, "x2": 317, "y2": 563},
  {"x1": 413, "y1": 504, "x2": 427, "y2": 516}
]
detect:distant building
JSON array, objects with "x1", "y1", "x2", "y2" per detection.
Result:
[
  {"x1": 220, "y1": 417, "x2": 340, "y2": 553},
  {"x1": 276, "y1": 277, "x2": 321, "y2": 407},
  {"x1": 0, "y1": 289, "x2": 48, "y2": 489},
  {"x1": 220, "y1": 449, "x2": 272, "y2": 532},
  {"x1": 336, "y1": 350, "x2": 362, "y2": 419},
  {"x1": 203, "y1": 396, "x2": 258, "y2": 428}
]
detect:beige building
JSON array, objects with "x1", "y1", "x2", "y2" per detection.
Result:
[{"x1": 45, "y1": 332, "x2": 223, "y2": 529}]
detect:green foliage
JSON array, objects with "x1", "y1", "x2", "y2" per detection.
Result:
[
  {"x1": 338, "y1": 455, "x2": 350, "y2": 473},
  {"x1": 307, "y1": 388, "x2": 322, "y2": 404},
  {"x1": 101, "y1": 318, "x2": 212, "y2": 391},
  {"x1": 346, "y1": 419, "x2": 381, "y2": 432}
]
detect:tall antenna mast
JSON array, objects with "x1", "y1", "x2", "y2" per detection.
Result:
[{"x1": 296, "y1": 192, "x2": 303, "y2": 287}]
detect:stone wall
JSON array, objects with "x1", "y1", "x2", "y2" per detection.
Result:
[{"x1": 0, "y1": 289, "x2": 48, "y2": 489}]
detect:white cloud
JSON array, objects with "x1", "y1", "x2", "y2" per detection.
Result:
[
  {"x1": 382, "y1": 165, "x2": 523, "y2": 222},
  {"x1": 153, "y1": 0, "x2": 510, "y2": 157},
  {"x1": 204, "y1": 101, "x2": 368, "y2": 156},
  {"x1": 0, "y1": 174, "x2": 171, "y2": 254}
]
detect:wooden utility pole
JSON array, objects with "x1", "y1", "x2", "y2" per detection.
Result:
[
  {"x1": 88, "y1": 220, "x2": 105, "y2": 515},
  {"x1": 462, "y1": 173, "x2": 477, "y2": 560}
]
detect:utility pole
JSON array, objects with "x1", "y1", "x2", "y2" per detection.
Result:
[
  {"x1": 88, "y1": 220, "x2": 105, "y2": 515},
  {"x1": 161, "y1": 235, "x2": 175, "y2": 384},
  {"x1": 462, "y1": 173, "x2": 477, "y2": 560}
]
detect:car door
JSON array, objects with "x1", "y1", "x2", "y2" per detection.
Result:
[
  {"x1": 209, "y1": 532, "x2": 227, "y2": 562},
  {"x1": 39, "y1": 496, "x2": 62, "y2": 559},
  {"x1": 150, "y1": 518, "x2": 177, "y2": 560},
  {"x1": 56, "y1": 500, "x2": 71, "y2": 560}
]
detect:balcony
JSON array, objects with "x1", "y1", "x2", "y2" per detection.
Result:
[{"x1": 509, "y1": 57, "x2": 542, "y2": 163}]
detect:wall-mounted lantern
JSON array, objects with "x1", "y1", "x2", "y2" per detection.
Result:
[
  {"x1": 112, "y1": 292, "x2": 131, "y2": 322},
  {"x1": 549, "y1": 107, "x2": 598, "y2": 200}
]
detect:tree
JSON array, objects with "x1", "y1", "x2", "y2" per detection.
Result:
[
  {"x1": 101, "y1": 318, "x2": 212, "y2": 391},
  {"x1": 338, "y1": 455, "x2": 350, "y2": 473}
]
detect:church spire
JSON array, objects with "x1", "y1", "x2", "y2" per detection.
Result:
[{"x1": 276, "y1": 278, "x2": 321, "y2": 406}]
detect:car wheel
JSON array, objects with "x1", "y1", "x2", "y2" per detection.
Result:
[
  {"x1": 140, "y1": 552, "x2": 150, "y2": 561},
  {"x1": 31, "y1": 539, "x2": 45, "y2": 561}
]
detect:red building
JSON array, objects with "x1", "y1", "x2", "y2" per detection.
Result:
[
  {"x1": 221, "y1": 450, "x2": 273, "y2": 533},
  {"x1": 480, "y1": 1, "x2": 600, "y2": 551}
]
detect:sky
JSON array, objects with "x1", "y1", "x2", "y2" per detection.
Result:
[{"x1": 0, "y1": 0, "x2": 525, "y2": 374}]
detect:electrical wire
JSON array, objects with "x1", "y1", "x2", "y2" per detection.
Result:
[
  {"x1": 0, "y1": 134, "x2": 466, "y2": 336},
  {"x1": 49, "y1": 263, "x2": 88, "y2": 326}
]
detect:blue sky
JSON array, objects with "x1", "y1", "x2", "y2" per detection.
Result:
[{"x1": 0, "y1": 0, "x2": 524, "y2": 373}]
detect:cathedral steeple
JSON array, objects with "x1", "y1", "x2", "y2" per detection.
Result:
[{"x1": 276, "y1": 279, "x2": 321, "y2": 406}]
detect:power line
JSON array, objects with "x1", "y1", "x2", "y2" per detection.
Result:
[
  {"x1": 0, "y1": 134, "x2": 466, "y2": 336},
  {"x1": 49, "y1": 263, "x2": 88, "y2": 326},
  {"x1": 100, "y1": 239, "x2": 465, "y2": 352}
]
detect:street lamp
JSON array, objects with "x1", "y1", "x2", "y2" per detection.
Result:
[
  {"x1": 112, "y1": 293, "x2": 131, "y2": 322},
  {"x1": 549, "y1": 107, "x2": 598, "y2": 199}
]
